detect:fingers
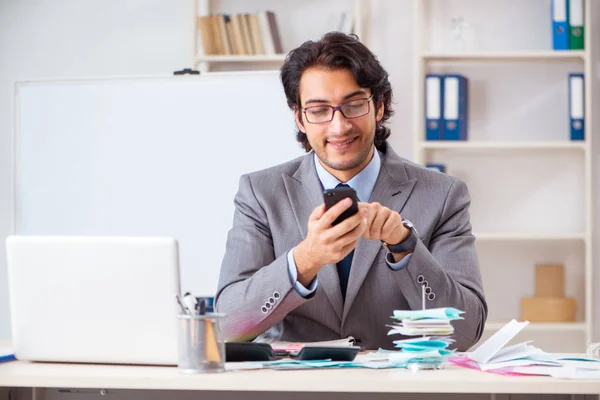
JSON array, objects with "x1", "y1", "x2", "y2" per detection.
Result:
[
  {"x1": 309, "y1": 204, "x2": 326, "y2": 222},
  {"x1": 381, "y1": 211, "x2": 401, "y2": 241},
  {"x1": 319, "y1": 197, "x2": 355, "y2": 228},
  {"x1": 370, "y1": 206, "x2": 389, "y2": 238},
  {"x1": 361, "y1": 202, "x2": 403, "y2": 242},
  {"x1": 361, "y1": 203, "x2": 378, "y2": 240},
  {"x1": 331, "y1": 216, "x2": 367, "y2": 258},
  {"x1": 325, "y1": 207, "x2": 367, "y2": 241}
]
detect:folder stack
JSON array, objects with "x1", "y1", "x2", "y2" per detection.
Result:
[
  {"x1": 552, "y1": 0, "x2": 584, "y2": 51},
  {"x1": 425, "y1": 74, "x2": 469, "y2": 141}
]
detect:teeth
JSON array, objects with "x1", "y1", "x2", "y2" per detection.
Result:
[{"x1": 330, "y1": 138, "x2": 353, "y2": 145}]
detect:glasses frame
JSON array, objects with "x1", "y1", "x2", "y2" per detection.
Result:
[{"x1": 302, "y1": 95, "x2": 374, "y2": 124}]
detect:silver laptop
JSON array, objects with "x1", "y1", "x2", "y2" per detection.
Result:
[{"x1": 6, "y1": 235, "x2": 181, "y2": 365}]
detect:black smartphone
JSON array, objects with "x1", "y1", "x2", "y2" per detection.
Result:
[
  {"x1": 323, "y1": 186, "x2": 359, "y2": 226},
  {"x1": 291, "y1": 346, "x2": 361, "y2": 361},
  {"x1": 225, "y1": 342, "x2": 277, "y2": 362}
]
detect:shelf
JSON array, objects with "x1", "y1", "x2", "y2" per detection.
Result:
[
  {"x1": 420, "y1": 141, "x2": 587, "y2": 150},
  {"x1": 421, "y1": 50, "x2": 586, "y2": 62},
  {"x1": 484, "y1": 322, "x2": 587, "y2": 332},
  {"x1": 196, "y1": 54, "x2": 287, "y2": 63},
  {"x1": 474, "y1": 233, "x2": 586, "y2": 241}
]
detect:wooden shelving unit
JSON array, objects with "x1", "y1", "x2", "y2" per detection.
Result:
[
  {"x1": 193, "y1": 0, "x2": 366, "y2": 73},
  {"x1": 413, "y1": 0, "x2": 598, "y2": 352}
]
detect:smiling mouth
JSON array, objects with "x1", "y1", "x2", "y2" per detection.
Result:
[{"x1": 327, "y1": 136, "x2": 358, "y2": 149}]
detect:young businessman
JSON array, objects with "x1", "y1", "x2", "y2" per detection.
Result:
[{"x1": 215, "y1": 32, "x2": 487, "y2": 351}]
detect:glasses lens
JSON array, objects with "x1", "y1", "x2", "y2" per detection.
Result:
[
  {"x1": 305, "y1": 106, "x2": 332, "y2": 123},
  {"x1": 342, "y1": 99, "x2": 369, "y2": 118}
]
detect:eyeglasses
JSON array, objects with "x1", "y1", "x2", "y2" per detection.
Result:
[{"x1": 302, "y1": 95, "x2": 374, "y2": 124}]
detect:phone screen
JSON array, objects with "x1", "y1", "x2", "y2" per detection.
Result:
[{"x1": 323, "y1": 186, "x2": 359, "y2": 225}]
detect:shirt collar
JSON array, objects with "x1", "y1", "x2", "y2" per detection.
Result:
[{"x1": 313, "y1": 148, "x2": 381, "y2": 202}]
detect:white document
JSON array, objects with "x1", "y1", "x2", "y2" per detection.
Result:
[
  {"x1": 260, "y1": 337, "x2": 356, "y2": 351},
  {"x1": 513, "y1": 366, "x2": 600, "y2": 380},
  {"x1": 486, "y1": 341, "x2": 542, "y2": 364},
  {"x1": 469, "y1": 319, "x2": 529, "y2": 364}
]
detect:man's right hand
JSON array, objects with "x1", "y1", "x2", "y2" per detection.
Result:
[{"x1": 293, "y1": 198, "x2": 367, "y2": 287}]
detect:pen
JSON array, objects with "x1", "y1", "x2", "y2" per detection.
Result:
[{"x1": 196, "y1": 297, "x2": 206, "y2": 315}]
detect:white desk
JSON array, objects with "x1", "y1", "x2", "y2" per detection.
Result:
[{"x1": 1, "y1": 360, "x2": 600, "y2": 395}]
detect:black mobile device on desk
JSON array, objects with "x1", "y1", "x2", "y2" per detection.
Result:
[
  {"x1": 225, "y1": 342, "x2": 277, "y2": 362},
  {"x1": 323, "y1": 186, "x2": 359, "y2": 225},
  {"x1": 291, "y1": 346, "x2": 361, "y2": 361}
]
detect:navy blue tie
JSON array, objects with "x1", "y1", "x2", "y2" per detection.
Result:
[{"x1": 335, "y1": 183, "x2": 354, "y2": 301}]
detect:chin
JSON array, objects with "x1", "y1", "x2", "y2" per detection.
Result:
[{"x1": 324, "y1": 155, "x2": 365, "y2": 172}]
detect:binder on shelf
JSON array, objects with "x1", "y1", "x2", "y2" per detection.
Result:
[
  {"x1": 425, "y1": 74, "x2": 444, "y2": 141},
  {"x1": 551, "y1": 0, "x2": 569, "y2": 50},
  {"x1": 426, "y1": 163, "x2": 446, "y2": 173},
  {"x1": 569, "y1": 73, "x2": 585, "y2": 141},
  {"x1": 568, "y1": 0, "x2": 584, "y2": 50},
  {"x1": 443, "y1": 74, "x2": 468, "y2": 141}
]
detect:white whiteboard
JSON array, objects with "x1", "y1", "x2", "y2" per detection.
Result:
[{"x1": 15, "y1": 71, "x2": 304, "y2": 296}]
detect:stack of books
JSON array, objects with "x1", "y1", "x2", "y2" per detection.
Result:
[{"x1": 197, "y1": 11, "x2": 283, "y2": 56}]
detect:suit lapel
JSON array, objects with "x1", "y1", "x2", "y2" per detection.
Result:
[
  {"x1": 342, "y1": 148, "x2": 417, "y2": 321},
  {"x1": 283, "y1": 153, "x2": 344, "y2": 321}
]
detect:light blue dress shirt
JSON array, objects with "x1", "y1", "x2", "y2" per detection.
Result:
[{"x1": 287, "y1": 150, "x2": 413, "y2": 297}]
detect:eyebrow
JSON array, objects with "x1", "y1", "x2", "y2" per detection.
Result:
[{"x1": 304, "y1": 89, "x2": 370, "y2": 106}]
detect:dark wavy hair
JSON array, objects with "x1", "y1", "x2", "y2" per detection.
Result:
[{"x1": 280, "y1": 32, "x2": 394, "y2": 153}]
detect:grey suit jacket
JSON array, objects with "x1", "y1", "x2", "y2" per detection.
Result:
[{"x1": 215, "y1": 142, "x2": 487, "y2": 351}]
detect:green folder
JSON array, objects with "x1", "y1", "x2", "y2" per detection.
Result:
[{"x1": 569, "y1": 0, "x2": 584, "y2": 49}]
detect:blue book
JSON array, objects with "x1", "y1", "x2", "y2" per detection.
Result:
[
  {"x1": 442, "y1": 74, "x2": 468, "y2": 141},
  {"x1": 425, "y1": 74, "x2": 444, "y2": 140},
  {"x1": 552, "y1": 0, "x2": 569, "y2": 50},
  {"x1": 569, "y1": 73, "x2": 585, "y2": 140}
]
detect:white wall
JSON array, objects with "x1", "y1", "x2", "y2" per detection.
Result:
[{"x1": 0, "y1": 0, "x2": 197, "y2": 339}]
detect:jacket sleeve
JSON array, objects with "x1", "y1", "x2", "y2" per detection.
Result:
[
  {"x1": 391, "y1": 178, "x2": 488, "y2": 351},
  {"x1": 214, "y1": 174, "x2": 311, "y2": 341}
]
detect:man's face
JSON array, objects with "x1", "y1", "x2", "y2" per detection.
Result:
[{"x1": 295, "y1": 67, "x2": 384, "y2": 179}]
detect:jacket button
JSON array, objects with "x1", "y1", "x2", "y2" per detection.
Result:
[{"x1": 417, "y1": 275, "x2": 425, "y2": 284}]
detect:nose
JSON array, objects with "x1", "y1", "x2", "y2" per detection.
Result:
[{"x1": 329, "y1": 108, "x2": 352, "y2": 134}]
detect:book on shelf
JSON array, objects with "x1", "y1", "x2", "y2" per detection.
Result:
[{"x1": 197, "y1": 11, "x2": 283, "y2": 57}]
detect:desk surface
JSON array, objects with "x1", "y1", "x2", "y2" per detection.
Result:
[{"x1": 1, "y1": 360, "x2": 600, "y2": 394}]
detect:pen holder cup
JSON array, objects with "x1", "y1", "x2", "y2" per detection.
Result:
[{"x1": 177, "y1": 313, "x2": 226, "y2": 373}]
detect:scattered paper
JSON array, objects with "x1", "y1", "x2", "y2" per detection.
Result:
[
  {"x1": 468, "y1": 319, "x2": 529, "y2": 364},
  {"x1": 392, "y1": 308, "x2": 464, "y2": 321},
  {"x1": 260, "y1": 337, "x2": 355, "y2": 352}
]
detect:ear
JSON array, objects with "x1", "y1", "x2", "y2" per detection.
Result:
[
  {"x1": 295, "y1": 106, "x2": 306, "y2": 133},
  {"x1": 375, "y1": 101, "x2": 384, "y2": 122}
]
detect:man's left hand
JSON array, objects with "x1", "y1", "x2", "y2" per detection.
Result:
[{"x1": 359, "y1": 202, "x2": 410, "y2": 245}]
